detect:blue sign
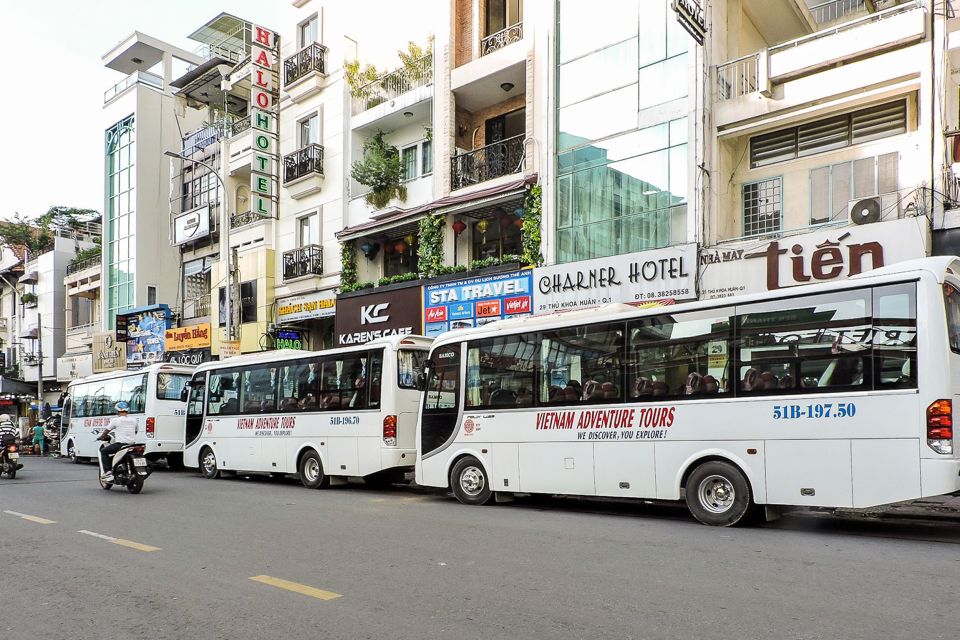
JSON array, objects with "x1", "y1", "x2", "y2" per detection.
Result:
[
  {"x1": 423, "y1": 270, "x2": 533, "y2": 335},
  {"x1": 122, "y1": 305, "x2": 173, "y2": 368}
]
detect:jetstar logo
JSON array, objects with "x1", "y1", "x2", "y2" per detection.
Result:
[
  {"x1": 426, "y1": 306, "x2": 447, "y2": 322},
  {"x1": 361, "y1": 303, "x2": 389, "y2": 325}
]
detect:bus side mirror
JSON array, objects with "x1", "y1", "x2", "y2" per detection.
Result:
[
  {"x1": 180, "y1": 387, "x2": 190, "y2": 402},
  {"x1": 415, "y1": 371, "x2": 426, "y2": 391}
]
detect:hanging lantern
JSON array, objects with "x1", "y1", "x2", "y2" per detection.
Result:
[
  {"x1": 514, "y1": 216, "x2": 524, "y2": 229},
  {"x1": 384, "y1": 242, "x2": 396, "y2": 255},
  {"x1": 499, "y1": 215, "x2": 514, "y2": 229},
  {"x1": 476, "y1": 219, "x2": 489, "y2": 243},
  {"x1": 393, "y1": 240, "x2": 408, "y2": 255},
  {"x1": 452, "y1": 219, "x2": 467, "y2": 236},
  {"x1": 359, "y1": 241, "x2": 380, "y2": 260},
  {"x1": 404, "y1": 234, "x2": 416, "y2": 248}
]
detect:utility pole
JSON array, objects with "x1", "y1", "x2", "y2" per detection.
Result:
[{"x1": 36, "y1": 310, "x2": 42, "y2": 409}]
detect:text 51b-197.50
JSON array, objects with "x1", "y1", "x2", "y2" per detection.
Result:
[{"x1": 773, "y1": 402, "x2": 857, "y2": 420}]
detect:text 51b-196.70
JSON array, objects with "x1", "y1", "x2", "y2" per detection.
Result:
[{"x1": 773, "y1": 403, "x2": 857, "y2": 420}]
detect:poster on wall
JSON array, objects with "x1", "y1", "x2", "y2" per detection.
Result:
[
  {"x1": 121, "y1": 305, "x2": 173, "y2": 368},
  {"x1": 423, "y1": 271, "x2": 534, "y2": 337}
]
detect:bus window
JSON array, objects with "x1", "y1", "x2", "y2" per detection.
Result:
[
  {"x1": 318, "y1": 354, "x2": 369, "y2": 410},
  {"x1": 944, "y1": 284, "x2": 960, "y2": 354},
  {"x1": 540, "y1": 324, "x2": 622, "y2": 406},
  {"x1": 368, "y1": 350, "x2": 383, "y2": 409},
  {"x1": 737, "y1": 289, "x2": 871, "y2": 394},
  {"x1": 874, "y1": 283, "x2": 917, "y2": 388},
  {"x1": 185, "y1": 372, "x2": 207, "y2": 445},
  {"x1": 157, "y1": 373, "x2": 191, "y2": 401},
  {"x1": 628, "y1": 311, "x2": 731, "y2": 400},
  {"x1": 241, "y1": 366, "x2": 277, "y2": 413},
  {"x1": 122, "y1": 374, "x2": 148, "y2": 413},
  {"x1": 208, "y1": 369, "x2": 240, "y2": 415},
  {"x1": 467, "y1": 335, "x2": 539, "y2": 409},
  {"x1": 397, "y1": 349, "x2": 427, "y2": 390},
  {"x1": 421, "y1": 344, "x2": 461, "y2": 456},
  {"x1": 72, "y1": 384, "x2": 87, "y2": 418},
  {"x1": 278, "y1": 360, "x2": 320, "y2": 412}
]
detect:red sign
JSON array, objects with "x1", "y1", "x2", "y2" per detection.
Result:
[
  {"x1": 504, "y1": 296, "x2": 530, "y2": 315},
  {"x1": 476, "y1": 300, "x2": 501, "y2": 318},
  {"x1": 425, "y1": 306, "x2": 448, "y2": 322}
]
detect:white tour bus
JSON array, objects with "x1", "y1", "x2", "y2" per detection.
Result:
[
  {"x1": 60, "y1": 363, "x2": 194, "y2": 465},
  {"x1": 416, "y1": 257, "x2": 960, "y2": 526},
  {"x1": 182, "y1": 335, "x2": 432, "y2": 487}
]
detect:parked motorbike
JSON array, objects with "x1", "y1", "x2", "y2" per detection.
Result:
[
  {"x1": 42, "y1": 416, "x2": 61, "y2": 455},
  {"x1": 97, "y1": 433, "x2": 151, "y2": 494},
  {"x1": 1, "y1": 438, "x2": 21, "y2": 479}
]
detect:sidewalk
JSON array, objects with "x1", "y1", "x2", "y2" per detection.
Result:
[{"x1": 833, "y1": 494, "x2": 960, "y2": 523}]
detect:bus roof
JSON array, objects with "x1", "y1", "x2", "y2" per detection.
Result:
[
  {"x1": 66, "y1": 361, "x2": 195, "y2": 388},
  {"x1": 429, "y1": 256, "x2": 959, "y2": 349}
]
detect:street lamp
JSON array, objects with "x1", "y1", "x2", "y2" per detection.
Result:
[{"x1": 164, "y1": 150, "x2": 234, "y2": 343}]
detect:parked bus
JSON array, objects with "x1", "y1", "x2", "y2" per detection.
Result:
[
  {"x1": 416, "y1": 257, "x2": 960, "y2": 526},
  {"x1": 182, "y1": 335, "x2": 432, "y2": 487},
  {"x1": 60, "y1": 363, "x2": 194, "y2": 466}
]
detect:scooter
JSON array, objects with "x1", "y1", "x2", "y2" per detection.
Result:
[
  {"x1": 97, "y1": 432, "x2": 151, "y2": 494},
  {"x1": 0, "y1": 438, "x2": 21, "y2": 479}
]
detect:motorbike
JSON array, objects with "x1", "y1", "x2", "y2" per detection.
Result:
[
  {"x1": 42, "y1": 416, "x2": 61, "y2": 456},
  {"x1": 1, "y1": 437, "x2": 20, "y2": 479},
  {"x1": 97, "y1": 432, "x2": 151, "y2": 494}
]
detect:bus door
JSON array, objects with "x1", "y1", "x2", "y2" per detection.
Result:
[
  {"x1": 184, "y1": 371, "x2": 207, "y2": 454},
  {"x1": 419, "y1": 343, "x2": 462, "y2": 461}
]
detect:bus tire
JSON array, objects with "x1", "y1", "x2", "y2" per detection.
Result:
[
  {"x1": 298, "y1": 450, "x2": 328, "y2": 489},
  {"x1": 685, "y1": 461, "x2": 753, "y2": 527},
  {"x1": 200, "y1": 447, "x2": 220, "y2": 479},
  {"x1": 450, "y1": 456, "x2": 493, "y2": 506},
  {"x1": 68, "y1": 441, "x2": 79, "y2": 464}
]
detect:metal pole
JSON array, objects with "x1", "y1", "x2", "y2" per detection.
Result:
[{"x1": 36, "y1": 310, "x2": 42, "y2": 408}]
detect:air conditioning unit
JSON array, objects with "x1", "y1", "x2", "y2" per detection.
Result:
[{"x1": 848, "y1": 193, "x2": 901, "y2": 225}]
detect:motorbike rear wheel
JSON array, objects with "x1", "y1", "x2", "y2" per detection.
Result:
[
  {"x1": 6, "y1": 467, "x2": 15, "y2": 479},
  {"x1": 127, "y1": 476, "x2": 144, "y2": 494}
]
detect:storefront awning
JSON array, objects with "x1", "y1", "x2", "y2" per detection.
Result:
[
  {"x1": 0, "y1": 376, "x2": 38, "y2": 396},
  {"x1": 337, "y1": 174, "x2": 537, "y2": 242}
]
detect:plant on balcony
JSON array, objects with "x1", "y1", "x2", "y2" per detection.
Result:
[
  {"x1": 345, "y1": 59, "x2": 380, "y2": 98},
  {"x1": 377, "y1": 272, "x2": 421, "y2": 287},
  {"x1": 351, "y1": 130, "x2": 407, "y2": 209},
  {"x1": 397, "y1": 37, "x2": 434, "y2": 84},
  {"x1": 20, "y1": 292, "x2": 37, "y2": 305},
  {"x1": 433, "y1": 264, "x2": 468, "y2": 276},
  {"x1": 417, "y1": 213, "x2": 445, "y2": 277},
  {"x1": 339, "y1": 240, "x2": 359, "y2": 292},
  {"x1": 69, "y1": 245, "x2": 101, "y2": 267},
  {"x1": 521, "y1": 185, "x2": 543, "y2": 267}
]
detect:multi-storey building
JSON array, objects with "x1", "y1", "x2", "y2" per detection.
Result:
[{"x1": 60, "y1": 241, "x2": 102, "y2": 386}]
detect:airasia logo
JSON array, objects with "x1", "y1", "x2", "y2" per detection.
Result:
[
  {"x1": 425, "y1": 306, "x2": 447, "y2": 322},
  {"x1": 504, "y1": 296, "x2": 530, "y2": 314}
]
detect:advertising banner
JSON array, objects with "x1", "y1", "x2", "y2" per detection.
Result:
[
  {"x1": 92, "y1": 332, "x2": 126, "y2": 373},
  {"x1": 533, "y1": 244, "x2": 697, "y2": 314},
  {"x1": 336, "y1": 286, "x2": 423, "y2": 346},
  {"x1": 164, "y1": 324, "x2": 212, "y2": 352},
  {"x1": 122, "y1": 306, "x2": 172, "y2": 367},
  {"x1": 423, "y1": 270, "x2": 533, "y2": 337},
  {"x1": 174, "y1": 205, "x2": 211, "y2": 245},
  {"x1": 277, "y1": 290, "x2": 336, "y2": 323}
]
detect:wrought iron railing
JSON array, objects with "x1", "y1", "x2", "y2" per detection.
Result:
[
  {"x1": 351, "y1": 54, "x2": 433, "y2": 115},
  {"x1": 716, "y1": 52, "x2": 760, "y2": 101},
  {"x1": 283, "y1": 245, "x2": 323, "y2": 281},
  {"x1": 283, "y1": 143, "x2": 324, "y2": 184},
  {"x1": 450, "y1": 134, "x2": 525, "y2": 190},
  {"x1": 231, "y1": 210, "x2": 269, "y2": 230},
  {"x1": 183, "y1": 295, "x2": 211, "y2": 320},
  {"x1": 809, "y1": 0, "x2": 867, "y2": 23},
  {"x1": 284, "y1": 42, "x2": 328, "y2": 86},
  {"x1": 230, "y1": 115, "x2": 251, "y2": 137},
  {"x1": 66, "y1": 256, "x2": 101, "y2": 276},
  {"x1": 104, "y1": 70, "x2": 163, "y2": 103},
  {"x1": 181, "y1": 124, "x2": 223, "y2": 154},
  {"x1": 481, "y1": 23, "x2": 524, "y2": 56}
]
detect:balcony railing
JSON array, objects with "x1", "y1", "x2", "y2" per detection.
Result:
[
  {"x1": 231, "y1": 210, "x2": 269, "y2": 230},
  {"x1": 351, "y1": 54, "x2": 433, "y2": 115},
  {"x1": 230, "y1": 115, "x2": 251, "y2": 137},
  {"x1": 716, "y1": 53, "x2": 760, "y2": 101},
  {"x1": 283, "y1": 144, "x2": 324, "y2": 184},
  {"x1": 183, "y1": 295, "x2": 210, "y2": 320},
  {"x1": 66, "y1": 256, "x2": 101, "y2": 276},
  {"x1": 769, "y1": 0, "x2": 920, "y2": 54},
  {"x1": 284, "y1": 42, "x2": 328, "y2": 86},
  {"x1": 481, "y1": 23, "x2": 524, "y2": 56},
  {"x1": 809, "y1": 0, "x2": 867, "y2": 23},
  {"x1": 283, "y1": 245, "x2": 323, "y2": 281},
  {"x1": 104, "y1": 70, "x2": 163, "y2": 103},
  {"x1": 67, "y1": 322, "x2": 96, "y2": 337},
  {"x1": 450, "y1": 134, "x2": 525, "y2": 190}
]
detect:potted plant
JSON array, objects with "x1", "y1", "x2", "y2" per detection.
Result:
[
  {"x1": 21, "y1": 292, "x2": 37, "y2": 307},
  {"x1": 351, "y1": 130, "x2": 407, "y2": 209}
]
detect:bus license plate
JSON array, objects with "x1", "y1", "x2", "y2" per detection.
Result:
[{"x1": 133, "y1": 458, "x2": 147, "y2": 467}]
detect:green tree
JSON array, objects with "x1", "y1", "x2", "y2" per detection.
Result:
[{"x1": 351, "y1": 130, "x2": 407, "y2": 209}]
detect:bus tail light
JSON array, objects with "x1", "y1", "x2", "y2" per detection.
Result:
[
  {"x1": 146, "y1": 417, "x2": 156, "y2": 439},
  {"x1": 926, "y1": 400, "x2": 953, "y2": 455},
  {"x1": 383, "y1": 415, "x2": 397, "y2": 447}
]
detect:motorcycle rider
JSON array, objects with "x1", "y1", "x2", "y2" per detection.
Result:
[
  {"x1": 99, "y1": 402, "x2": 138, "y2": 483},
  {"x1": 0, "y1": 413, "x2": 22, "y2": 470}
]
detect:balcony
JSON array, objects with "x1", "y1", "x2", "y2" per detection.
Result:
[
  {"x1": 716, "y1": 53, "x2": 762, "y2": 101},
  {"x1": 282, "y1": 245, "x2": 323, "y2": 281},
  {"x1": 351, "y1": 54, "x2": 433, "y2": 117},
  {"x1": 67, "y1": 322, "x2": 96, "y2": 342},
  {"x1": 481, "y1": 23, "x2": 523, "y2": 57},
  {"x1": 231, "y1": 210, "x2": 270, "y2": 230},
  {"x1": 230, "y1": 116, "x2": 251, "y2": 137},
  {"x1": 283, "y1": 42, "x2": 329, "y2": 103},
  {"x1": 283, "y1": 144, "x2": 325, "y2": 199},
  {"x1": 104, "y1": 70, "x2": 163, "y2": 104},
  {"x1": 451, "y1": 134, "x2": 524, "y2": 190},
  {"x1": 183, "y1": 295, "x2": 211, "y2": 320},
  {"x1": 809, "y1": 0, "x2": 868, "y2": 25}
]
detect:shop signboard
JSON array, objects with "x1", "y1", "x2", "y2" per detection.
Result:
[
  {"x1": 220, "y1": 340, "x2": 242, "y2": 359},
  {"x1": 274, "y1": 329, "x2": 304, "y2": 350},
  {"x1": 533, "y1": 244, "x2": 697, "y2": 314},
  {"x1": 56, "y1": 353, "x2": 93, "y2": 382},
  {"x1": 698, "y1": 217, "x2": 930, "y2": 299},
  {"x1": 92, "y1": 332, "x2": 126, "y2": 374},
  {"x1": 173, "y1": 205, "x2": 210, "y2": 245},
  {"x1": 336, "y1": 286, "x2": 423, "y2": 346},
  {"x1": 423, "y1": 270, "x2": 533, "y2": 337},
  {"x1": 163, "y1": 349, "x2": 212, "y2": 366},
  {"x1": 121, "y1": 305, "x2": 172, "y2": 367},
  {"x1": 276, "y1": 290, "x2": 336, "y2": 323},
  {"x1": 164, "y1": 323, "x2": 212, "y2": 352}
]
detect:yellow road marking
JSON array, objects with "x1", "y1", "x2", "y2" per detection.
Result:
[
  {"x1": 77, "y1": 529, "x2": 160, "y2": 552},
  {"x1": 249, "y1": 575, "x2": 341, "y2": 601},
  {"x1": 3, "y1": 509, "x2": 55, "y2": 524}
]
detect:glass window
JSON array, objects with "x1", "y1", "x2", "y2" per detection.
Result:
[
  {"x1": 207, "y1": 369, "x2": 241, "y2": 415},
  {"x1": 401, "y1": 145, "x2": 418, "y2": 181},
  {"x1": 398, "y1": 349, "x2": 427, "y2": 389},
  {"x1": 241, "y1": 366, "x2": 277, "y2": 413},
  {"x1": 318, "y1": 353, "x2": 372, "y2": 410},
  {"x1": 471, "y1": 216, "x2": 522, "y2": 261},
  {"x1": 186, "y1": 372, "x2": 206, "y2": 418},
  {"x1": 299, "y1": 14, "x2": 319, "y2": 47},
  {"x1": 628, "y1": 311, "x2": 732, "y2": 399},
  {"x1": 298, "y1": 113, "x2": 320, "y2": 147},
  {"x1": 72, "y1": 384, "x2": 87, "y2": 418},
  {"x1": 421, "y1": 140, "x2": 433, "y2": 175},
  {"x1": 383, "y1": 238, "x2": 418, "y2": 277},
  {"x1": 874, "y1": 283, "x2": 917, "y2": 389},
  {"x1": 944, "y1": 284, "x2": 960, "y2": 354},
  {"x1": 279, "y1": 360, "x2": 320, "y2": 411},
  {"x1": 540, "y1": 323, "x2": 624, "y2": 405},
  {"x1": 424, "y1": 345, "x2": 460, "y2": 412},
  {"x1": 736, "y1": 289, "x2": 872, "y2": 394},
  {"x1": 466, "y1": 335, "x2": 540, "y2": 409},
  {"x1": 559, "y1": 39, "x2": 638, "y2": 108},
  {"x1": 219, "y1": 281, "x2": 258, "y2": 326},
  {"x1": 559, "y1": 84, "x2": 638, "y2": 147},
  {"x1": 637, "y1": 54, "x2": 688, "y2": 110},
  {"x1": 157, "y1": 373, "x2": 190, "y2": 401},
  {"x1": 298, "y1": 214, "x2": 318, "y2": 246},
  {"x1": 558, "y1": 0, "x2": 638, "y2": 63},
  {"x1": 742, "y1": 177, "x2": 782, "y2": 238},
  {"x1": 120, "y1": 374, "x2": 147, "y2": 413}
]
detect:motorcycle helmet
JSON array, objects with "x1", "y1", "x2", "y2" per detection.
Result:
[{"x1": 115, "y1": 401, "x2": 130, "y2": 413}]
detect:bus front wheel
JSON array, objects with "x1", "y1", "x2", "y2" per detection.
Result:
[
  {"x1": 450, "y1": 456, "x2": 493, "y2": 506},
  {"x1": 200, "y1": 448, "x2": 220, "y2": 479},
  {"x1": 685, "y1": 461, "x2": 754, "y2": 527},
  {"x1": 299, "y1": 451, "x2": 329, "y2": 489}
]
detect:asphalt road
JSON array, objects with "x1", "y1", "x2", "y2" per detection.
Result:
[{"x1": 2, "y1": 457, "x2": 959, "y2": 640}]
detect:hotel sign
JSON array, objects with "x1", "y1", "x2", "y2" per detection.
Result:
[
  {"x1": 251, "y1": 25, "x2": 280, "y2": 219},
  {"x1": 671, "y1": 0, "x2": 706, "y2": 45},
  {"x1": 173, "y1": 205, "x2": 210, "y2": 245}
]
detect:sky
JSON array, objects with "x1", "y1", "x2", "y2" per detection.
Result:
[{"x1": 1, "y1": 0, "x2": 279, "y2": 220}]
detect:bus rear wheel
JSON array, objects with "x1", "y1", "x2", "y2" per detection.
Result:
[
  {"x1": 450, "y1": 456, "x2": 493, "y2": 506},
  {"x1": 685, "y1": 461, "x2": 754, "y2": 527},
  {"x1": 298, "y1": 451, "x2": 329, "y2": 489}
]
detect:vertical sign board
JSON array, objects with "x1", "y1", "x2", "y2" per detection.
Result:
[
  {"x1": 423, "y1": 271, "x2": 534, "y2": 337},
  {"x1": 251, "y1": 25, "x2": 280, "y2": 219},
  {"x1": 671, "y1": 0, "x2": 706, "y2": 45}
]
